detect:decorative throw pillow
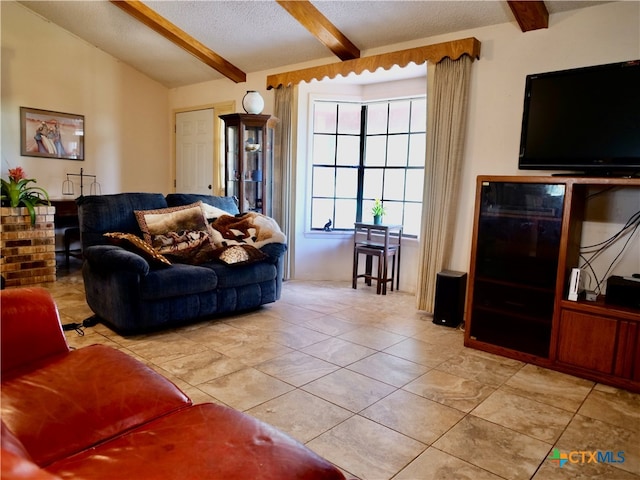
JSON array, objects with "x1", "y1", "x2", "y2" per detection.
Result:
[
  {"x1": 134, "y1": 202, "x2": 216, "y2": 263},
  {"x1": 214, "y1": 245, "x2": 268, "y2": 266},
  {"x1": 104, "y1": 232, "x2": 172, "y2": 267}
]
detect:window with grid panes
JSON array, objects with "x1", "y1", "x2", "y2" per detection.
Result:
[{"x1": 310, "y1": 97, "x2": 426, "y2": 236}]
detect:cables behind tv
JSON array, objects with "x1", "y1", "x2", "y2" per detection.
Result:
[{"x1": 579, "y1": 209, "x2": 640, "y2": 295}]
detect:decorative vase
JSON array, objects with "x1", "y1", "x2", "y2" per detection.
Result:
[
  {"x1": 373, "y1": 215, "x2": 382, "y2": 225},
  {"x1": 242, "y1": 91, "x2": 264, "y2": 114}
]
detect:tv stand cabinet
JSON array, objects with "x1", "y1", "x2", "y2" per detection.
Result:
[{"x1": 464, "y1": 175, "x2": 640, "y2": 392}]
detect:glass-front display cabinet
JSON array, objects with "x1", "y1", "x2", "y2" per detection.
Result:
[
  {"x1": 220, "y1": 113, "x2": 276, "y2": 215},
  {"x1": 467, "y1": 179, "x2": 565, "y2": 358}
]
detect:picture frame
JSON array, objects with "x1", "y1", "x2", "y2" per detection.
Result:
[{"x1": 20, "y1": 107, "x2": 84, "y2": 161}]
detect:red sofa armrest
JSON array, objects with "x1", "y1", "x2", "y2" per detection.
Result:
[
  {"x1": 1, "y1": 288, "x2": 69, "y2": 375},
  {"x1": 1, "y1": 422, "x2": 62, "y2": 480},
  {"x1": 2, "y1": 345, "x2": 191, "y2": 467},
  {"x1": 1, "y1": 448, "x2": 62, "y2": 480}
]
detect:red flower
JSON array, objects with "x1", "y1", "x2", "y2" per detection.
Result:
[
  {"x1": 1, "y1": 166, "x2": 50, "y2": 225},
  {"x1": 8, "y1": 167, "x2": 26, "y2": 182}
]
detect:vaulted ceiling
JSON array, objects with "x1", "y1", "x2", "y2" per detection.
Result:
[{"x1": 19, "y1": 1, "x2": 608, "y2": 88}]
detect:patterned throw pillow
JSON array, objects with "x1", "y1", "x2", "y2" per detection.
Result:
[
  {"x1": 134, "y1": 202, "x2": 215, "y2": 264},
  {"x1": 104, "y1": 232, "x2": 172, "y2": 267},
  {"x1": 214, "y1": 245, "x2": 268, "y2": 266}
]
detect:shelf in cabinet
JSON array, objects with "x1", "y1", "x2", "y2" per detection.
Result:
[
  {"x1": 560, "y1": 297, "x2": 640, "y2": 323},
  {"x1": 468, "y1": 328, "x2": 550, "y2": 358},
  {"x1": 474, "y1": 276, "x2": 555, "y2": 294},
  {"x1": 472, "y1": 305, "x2": 552, "y2": 326},
  {"x1": 480, "y1": 210, "x2": 562, "y2": 221}
]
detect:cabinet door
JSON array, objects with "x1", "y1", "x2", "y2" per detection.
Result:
[
  {"x1": 225, "y1": 123, "x2": 240, "y2": 201},
  {"x1": 242, "y1": 124, "x2": 265, "y2": 213},
  {"x1": 468, "y1": 181, "x2": 565, "y2": 358},
  {"x1": 614, "y1": 320, "x2": 640, "y2": 381},
  {"x1": 557, "y1": 310, "x2": 617, "y2": 374},
  {"x1": 221, "y1": 113, "x2": 274, "y2": 216}
]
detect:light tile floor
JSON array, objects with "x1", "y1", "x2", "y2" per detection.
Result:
[{"x1": 38, "y1": 259, "x2": 640, "y2": 480}]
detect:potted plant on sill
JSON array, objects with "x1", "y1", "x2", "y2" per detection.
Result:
[
  {"x1": 371, "y1": 198, "x2": 386, "y2": 225},
  {"x1": 1, "y1": 166, "x2": 50, "y2": 225}
]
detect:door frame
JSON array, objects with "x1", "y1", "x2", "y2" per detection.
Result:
[{"x1": 172, "y1": 101, "x2": 235, "y2": 195}]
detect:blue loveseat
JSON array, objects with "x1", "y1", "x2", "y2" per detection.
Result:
[{"x1": 77, "y1": 193, "x2": 286, "y2": 335}]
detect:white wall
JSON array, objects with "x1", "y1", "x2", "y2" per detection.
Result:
[{"x1": 1, "y1": 1, "x2": 171, "y2": 197}]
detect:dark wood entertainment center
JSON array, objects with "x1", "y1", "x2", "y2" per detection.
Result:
[{"x1": 464, "y1": 175, "x2": 640, "y2": 392}]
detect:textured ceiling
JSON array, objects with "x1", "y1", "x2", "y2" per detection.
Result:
[{"x1": 19, "y1": 1, "x2": 608, "y2": 88}]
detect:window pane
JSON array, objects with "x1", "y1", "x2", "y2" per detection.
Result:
[
  {"x1": 363, "y1": 169, "x2": 383, "y2": 199},
  {"x1": 388, "y1": 100, "x2": 410, "y2": 133},
  {"x1": 335, "y1": 167, "x2": 358, "y2": 198},
  {"x1": 405, "y1": 168, "x2": 424, "y2": 202},
  {"x1": 336, "y1": 136, "x2": 360, "y2": 166},
  {"x1": 310, "y1": 98, "x2": 426, "y2": 235},
  {"x1": 312, "y1": 166, "x2": 335, "y2": 197},
  {"x1": 366, "y1": 103, "x2": 388, "y2": 135},
  {"x1": 337, "y1": 103, "x2": 361, "y2": 134},
  {"x1": 334, "y1": 199, "x2": 357, "y2": 229},
  {"x1": 313, "y1": 134, "x2": 336, "y2": 165},
  {"x1": 403, "y1": 202, "x2": 422, "y2": 236},
  {"x1": 410, "y1": 99, "x2": 427, "y2": 132},
  {"x1": 408, "y1": 133, "x2": 426, "y2": 166},
  {"x1": 362, "y1": 198, "x2": 378, "y2": 218},
  {"x1": 365, "y1": 136, "x2": 386, "y2": 166},
  {"x1": 384, "y1": 200, "x2": 403, "y2": 225},
  {"x1": 386, "y1": 135, "x2": 409, "y2": 166},
  {"x1": 383, "y1": 169, "x2": 406, "y2": 201},
  {"x1": 314, "y1": 103, "x2": 336, "y2": 133},
  {"x1": 311, "y1": 198, "x2": 334, "y2": 229}
]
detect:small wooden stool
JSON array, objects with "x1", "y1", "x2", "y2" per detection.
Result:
[{"x1": 353, "y1": 244, "x2": 398, "y2": 294}]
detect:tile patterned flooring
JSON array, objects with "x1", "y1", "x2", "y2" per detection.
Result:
[{"x1": 40, "y1": 260, "x2": 639, "y2": 480}]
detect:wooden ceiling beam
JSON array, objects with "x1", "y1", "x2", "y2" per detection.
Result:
[
  {"x1": 277, "y1": 0, "x2": 360, "y2": 61},
  {"x1": 110, "y1": 0, "x2": 246, "y2": 83},
  {"x1": 507, "y1": 1, "x2": 549, "y2": 32}
]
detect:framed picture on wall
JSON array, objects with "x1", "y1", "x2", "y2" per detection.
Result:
[{"x1": 20, "y1": 107, "x2": 84, "y2": 160}]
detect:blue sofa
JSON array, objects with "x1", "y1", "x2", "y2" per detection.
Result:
[{"x1": 77, "y1": 193, "x2": 286, "y2": 335}]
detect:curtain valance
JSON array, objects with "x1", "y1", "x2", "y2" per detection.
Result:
[{"x1": 266, "y1": 37, "x2": 480, "y2": 90}]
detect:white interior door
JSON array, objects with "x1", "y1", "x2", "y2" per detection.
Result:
[{"x1": 175, "y1": 109, "x2": 214, "y2": 194}]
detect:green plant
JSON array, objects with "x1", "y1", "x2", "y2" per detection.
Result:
[
  {"x1": 371, "y1": 198, "x2": 386, "y2": 217},
  {"x1": 1, "y1": 167, "x2": 50, "y2": 225}
]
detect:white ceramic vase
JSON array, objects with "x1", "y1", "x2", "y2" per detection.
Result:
[{"x1": 242, "y1": 91, "x2": 264, "y2": 114}]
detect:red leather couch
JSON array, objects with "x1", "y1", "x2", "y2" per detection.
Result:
[{"x1": 1, "y1": 287, "x2": 349, "y2": 479}]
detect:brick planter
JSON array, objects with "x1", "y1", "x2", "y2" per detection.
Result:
[{"x1": 1, "y1": 206, "x2": 56, "y2": 287}]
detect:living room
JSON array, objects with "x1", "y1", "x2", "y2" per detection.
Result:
[
  {"x1": 1, "y1": 1, "x2": 639, "y2": 479},
  {"x1": 1, "y1": 1, "x2": 638, "y2": 288}
]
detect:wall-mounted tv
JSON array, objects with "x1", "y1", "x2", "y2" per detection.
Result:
[{"x1": 518, "y1": 60, "x2": 640, "y2": 176}]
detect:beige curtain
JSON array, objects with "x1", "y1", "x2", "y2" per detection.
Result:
[
  {"x1": 273, "y1": 85, "x2": 293, "y2": 279},
  {"x1": 416, "y1": 55, "x2": 473, "y2": 312}
]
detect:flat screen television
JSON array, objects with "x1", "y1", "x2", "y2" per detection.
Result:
[{"x1": 518, "y1": 60, "x2": 640, "y2": 176}]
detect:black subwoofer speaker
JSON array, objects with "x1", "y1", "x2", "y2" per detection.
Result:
[{"x1": 433, "y1": 270, "x2": 467, "y2": 328}]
